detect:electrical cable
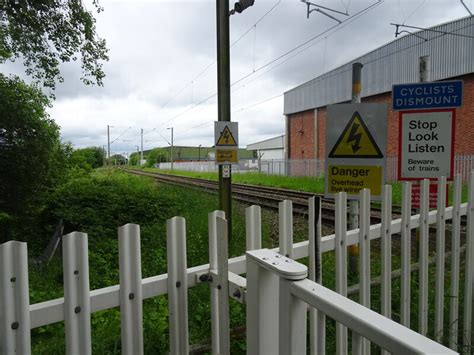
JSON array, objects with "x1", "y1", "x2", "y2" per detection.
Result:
[
  {"x1": 110, "y1": 126, "x2": 132, "y2": 144},
  {"x1": 162, "y1": 0, "x2": 383, "y2": 126},
  {"x1": 158, "y1": 0, "x2": 281, "y2": 111}
]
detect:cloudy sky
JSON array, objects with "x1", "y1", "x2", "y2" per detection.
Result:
[{"x1": 2, "y1": 0, "x2": 473, "y2": 156}]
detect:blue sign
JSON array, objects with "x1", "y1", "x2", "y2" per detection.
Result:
[{"x1": 392, "y1": 80, "x2": 463, "y2": 110}]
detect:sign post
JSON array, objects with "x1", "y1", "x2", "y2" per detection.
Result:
[
  {"x1": 393, "y1": 80, "x2": 462, "y2": 207},
  {"x1": 325, "y1": 104, "x2": 387, "y2": 200}
]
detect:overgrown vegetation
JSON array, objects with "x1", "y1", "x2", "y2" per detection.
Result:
[{"x1": 28, "y1": 168, "x2": 311, "y2": 353}]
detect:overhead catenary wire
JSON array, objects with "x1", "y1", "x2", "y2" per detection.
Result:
[
  {"x1": 391, "y1": 22, "x2": 474, "y2": 39},
  {"x1": 158, "y1": 0, "x2": 281, "y2": 112},
  {"x1": 110, "y1": 126, "x2": 132, "y2": 144},
  {"x1": 162, "y1": 0, "x2": 383, "y2": 126}
]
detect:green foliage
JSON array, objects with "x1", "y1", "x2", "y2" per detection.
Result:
[
  {"x1": 0, "y1": 74, "x2": 68, "y2": 241},
  {"x1": 109, "y1": 153, "x2": 127, "y2": 166},
  {"x1": 0, "y1": 0, "x2": 109, "y2": 90},
  {"x1": 129, "y1": 151, "x2": 140, "y2": 166},
  {"x1": 69, "y1": 146, "x2": 105, "y2": 171},
  {"x1": 145, "y1": 147, "x2": 167, "y2": 167}
]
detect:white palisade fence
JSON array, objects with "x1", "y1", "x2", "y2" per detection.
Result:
[{"x1": 1, "y1": 173, "x2": 473, "y2": 354}]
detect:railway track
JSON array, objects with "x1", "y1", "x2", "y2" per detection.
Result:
[{"x1": 121, "y1": 168, "x2": 397, "y2": 224}]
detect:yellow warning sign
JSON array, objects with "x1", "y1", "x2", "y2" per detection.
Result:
[
  {"x1": 216, "y1": 149, "x2": 238, "y2": 164},
  {"x1": 328, "y1": 111, "x2": 383, "y2": 158},
  {"x1": 327, "y1": 165, "x2": 382, "y2": 196},
  {"x1": 216, "y1": 126, "x2": 238, "y2": 146}
]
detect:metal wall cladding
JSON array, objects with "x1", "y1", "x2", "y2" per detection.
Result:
[{"x1": 284, "y1": 16, "x2": 474, "y2": 115}]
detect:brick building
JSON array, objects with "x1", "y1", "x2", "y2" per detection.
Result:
[{"x1": 284, "y1": 16, "x2": 474, "y2": 161}]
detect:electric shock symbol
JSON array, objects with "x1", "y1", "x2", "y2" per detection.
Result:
[
  {"x1": 328, "y1": 111, "x2": 383, "y2": 159},
  {"x1": 216, "y1": 126, "x2": 237, "y2": 146},
  {"x1": 347, "y1": 122, "x2": 362, "y2": 153}
]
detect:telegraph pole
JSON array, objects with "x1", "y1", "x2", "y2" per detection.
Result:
[
  {"x1": 168, "y1": 127, "x2": 174, "y2": 172},
  {"x1": 217, "y1": 0, "x2": 232, "y2": 240},
  {"x1": 349, "y1": 62, "x2": 363, "y2": 271},
  {"x1": 107, "y1": 125, "x2": 111, "y2": 166},
  {"x1": 140, "y1": 128, "x2": 144, "y2": 166}
]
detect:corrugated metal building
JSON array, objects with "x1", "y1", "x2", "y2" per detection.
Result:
[
  {"x1": 246, "y1": 135, "x2": 285, "y2": 160},
  {"x1": 283, "y1": 16, "x2": 474, "y2": 160}
]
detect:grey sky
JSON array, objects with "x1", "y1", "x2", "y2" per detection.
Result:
[{"x1": 2, "y1": 0, "x2": 472, "y2": 156}]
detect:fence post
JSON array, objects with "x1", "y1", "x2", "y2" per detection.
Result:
[
  {"x1": 434, "y1": 177, "x2": 447, "y2": 342},
  {"x1": 279, "y1": 278, "x2": 308, "y2": 354},
  {"x1": 63, "y1": 232, "x2": 91, "y2": 355},
  {"x1": 400, "y1": 182, "x2": 412, "y2": 327},
  {"x1": 167, "y1": 217, "x2": 189, "y2": 354},
  {"x1": 464, "y1": 171, "x2": 474, "y2": 347},
  {"x1": 309, "y1": 196, "x2": 325, "y2": 355},
  {"x1": 335, "y1": 192, "x2": 348, "y2": 355},
  {"x1": 419, "y1": 179, "x2": 430, "y2": 336},
  {"x1": 246, "y1": 249, "x2": 308, "y2": 355},
  {"x1": 0, "y1": 241, "x2": 31, "y2": 355},
  {"x1": 246, "y1": 205, "x2": 262, "y2": 251},
  {"x1": 209, "y1": 210, "x2": 225, "y2": 354},
  {"x1": 381, "y1": 185, "x2": 392, "y2": 355},
  {"x1": 279, "y1": 200, "x2": 293, "y2": 258},
  {"x1": 118, "y1": 223, "x2": 143, "y2": 355},
  {"x1": 356, "y1": 188, "x2": 371, "y2": 354},
  {"x1": 449, "y1": 175, "x2": 462, "y2": 349}
]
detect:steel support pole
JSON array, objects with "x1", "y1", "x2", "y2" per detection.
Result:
[
  {"x1": 140, "y1": 128, "x2": 144, "y2": 166},
  {"x1": 349, "y1": 62, "x2": 363, "y2": 271},
  {"x1": 216, "y1": 0, "x2": 232, "y2": 242},
  {"x1": 170, "y1": 127, "x2": 174, "y2": 172},
  {"x1": 107, "y1": 125, "x2": 111, "y2": 166}
]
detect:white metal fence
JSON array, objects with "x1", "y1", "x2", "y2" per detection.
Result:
[
  {"x1": 157, "y1": 159, "x2": 259, "y2": 173},
  {"x1": 1, "y1": 174, "x2": 473, "y2": 354}
]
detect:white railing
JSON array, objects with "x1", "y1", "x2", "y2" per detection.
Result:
[
  {"x1": 246, "y1": 248, "x2": 457, "y2": 355},
  {"x1": 1, "y1": 173, "x2": 473, "y2": 354}
]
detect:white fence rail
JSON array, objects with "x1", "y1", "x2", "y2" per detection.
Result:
[{"x1": 1, "y1": 173, "x2": 474, "y2": 354}]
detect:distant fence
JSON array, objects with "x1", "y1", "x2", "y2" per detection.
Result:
[
  {"x1": 156, "y1": 155, "x2": 474, "y2": 182},
  {"x1": 157, "y1": 160, "x2": 259, "y2": 174}
]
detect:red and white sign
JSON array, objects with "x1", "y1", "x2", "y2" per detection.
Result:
[
  {"x1": 411, "y1": 183, "x2": 448, "y2": 209},
  {"x1": 398, "y1": 108, "x2": 455, "y2": 181}
]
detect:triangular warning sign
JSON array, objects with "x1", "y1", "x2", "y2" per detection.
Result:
[
  {"x1": 216, "y1": 126, "x2": 237, "y2": 146},
  {"x1": 328, "y1": 111, "x2": 383, "y2": 158}
]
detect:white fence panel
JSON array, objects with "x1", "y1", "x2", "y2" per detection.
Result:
[
  {"x1": 279, "y1": 200, "x2": 293, "y2": 258},
  {"x1": 449, "y1": 175, "x2": 462, "y2": 349},
  {"x1": 0, "y1": 241, "x2": 31, "y2": 355},
  {"x1": 118, "y1": 223, "x2": 143, "y2": 355},
  {"x1": 434, "y1": 177, "x2": 447, "y2": 342},
  {"x1": 62, "y1": 232, "x2": 91, "y2": 355},
  {"x1": 335, "y1": 192, "x2": 348, "y2": 355},
  {"x1": 308, "y1": 196, "x2": 325, "y2": 355},
  {"x1": 419, "y1": 179, "x2": 430, "y2": 336},
  {"x1": 400, "y1": 182, "x2": 412, "y2": 327},
  {"x1": 166, "y1": 217, "x2": 189, "y2": 354}
]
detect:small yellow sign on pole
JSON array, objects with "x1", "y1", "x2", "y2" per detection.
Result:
[{"x1": 216, "y1": 149, "x2": 238, "y2": 163}]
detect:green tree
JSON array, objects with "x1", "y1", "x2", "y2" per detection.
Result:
[
  {"x1": 145, "y1": 148, "x2": 167, "y2": 167},
  {"x1": 70, "y1": 146, "x2": 105, "y2": 171},
  {"x1": 129, "y1": 152, "x2": 140, "y2": 166},
  {"x1": 110, "y1": 153, "x2": 126, "y2": 165},
  {"x1": 0, "y1": 0, "x2": 108, "y2": 90},
  {"x1": 0, "y1": 74, "x2": 67, "y2": 240}
]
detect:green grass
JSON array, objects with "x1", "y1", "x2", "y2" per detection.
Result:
[
  {"x1": 137, "y1": 166, "x2": 470, "y2": 205},
  {"x1": 28, "y1": 168, "x2": 311, "y2": 354},
  {"x1": 28, "y1": 168, "x2": 472, "y2": 353}
]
